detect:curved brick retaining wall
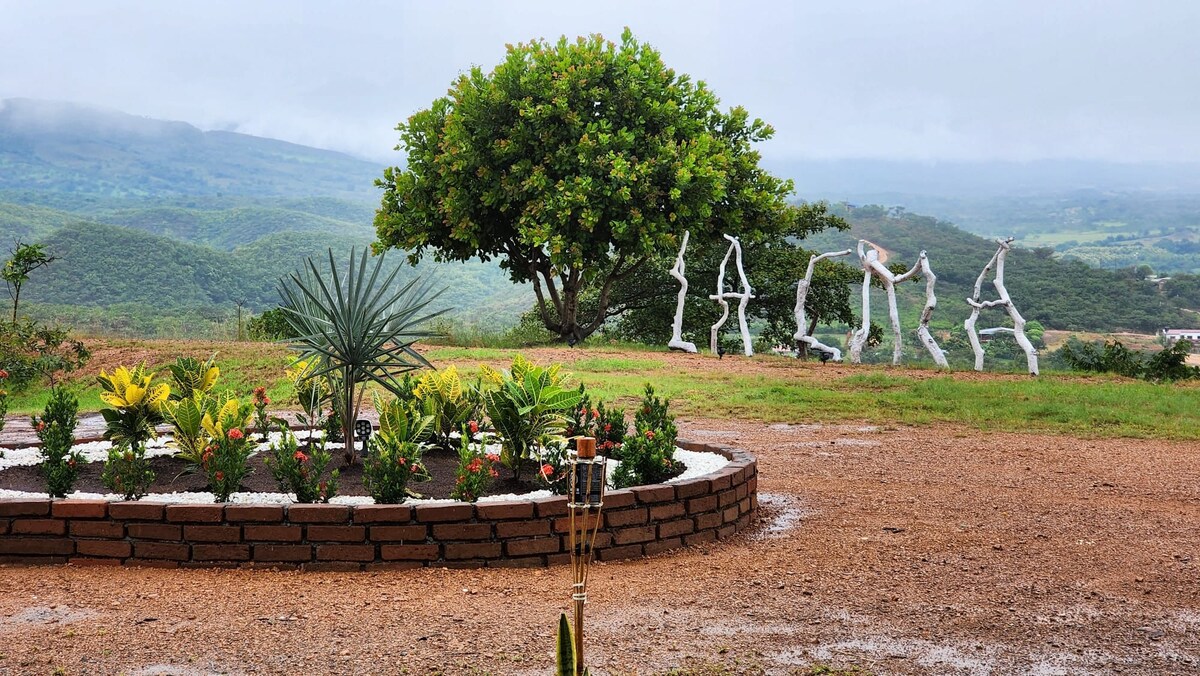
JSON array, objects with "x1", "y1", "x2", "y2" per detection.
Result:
[{"x1": 0, "y1": 440, "x2": 757, "y2": 570}]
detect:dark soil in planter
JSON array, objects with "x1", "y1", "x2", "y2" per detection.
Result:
[{"x1": 0, "y1": 441, "x2": 568, "y2": 501}]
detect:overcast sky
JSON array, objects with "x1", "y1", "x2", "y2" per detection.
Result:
[{"x1": 2, "y1": 0, "x2": 1197, "y2": 163}]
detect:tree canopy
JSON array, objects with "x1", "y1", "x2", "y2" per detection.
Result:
[{"x1": 375, "y1": 29, "x2": 804, "y2": 341}]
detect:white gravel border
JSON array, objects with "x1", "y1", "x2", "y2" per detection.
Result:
[{"x1": 0, "y1": 438, "x2": 729, "y2": 505}]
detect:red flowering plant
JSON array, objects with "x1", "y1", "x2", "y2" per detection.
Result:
[
  {"x1": 102, "y1": 442, "x2": 155, "y2": 501},
  {"x1": 564, "y1": 386, "x2": 626, "y2": 458},
  {"x1": 533, "y1": 435, "x2": 572, "y2": 495},
  {"x1": 251, "y1": 386, "x2": 271, "y2": 442},
  {"x1": 265, "y1": 424, "x2": 340, "y2": 503},
  {"x1": 202, "y1": 420, "x2": 255, "y2": 502},
  {"x1": 450, "y1": 426, "x2": 500, "y2": 502},
  {"x1": 0, "y1": 368, "x2": 9, "y2": 441},
  {"x1": 363, "y1": 395, "x2": 433, "y2": 504},
  {"x1": 611, "y1": 384, "x2": 683, "y2": 489}
]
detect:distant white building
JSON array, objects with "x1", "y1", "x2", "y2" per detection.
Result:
[{"x1": 1161, "y1": 328, "x2": 1200, "y2": 343}]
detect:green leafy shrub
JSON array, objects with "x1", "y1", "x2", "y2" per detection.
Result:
[
  {"x1": 0, "y1": 319, "x2": 90, "y2": 390},
  {"x1": 612, "y1": 385, "x2": 683, "y2": 489},
  {"x1": 1056, "y1": 338, "x2": 1200, "y2": 382},
  {"x1": 265, "y1": 428, "x2": 339, "y2": 503},
  {"x1": 481, "y1": 355, "x2": 581, "y2": 480},
  {"x1": 0, "y1": 368, "x2": 9, "y2": 441},
  {"x1": 32, "y1": 385, "x2": 82, "y2": 498},
  {"x1": 565, "y1": 385, "x2": 626, "y2": 457},
  {"x1": 413, "y1": 366, "x2": 484, "y2": 448},
  {"x1": 286, "y1": 358, "x2": 327, "y2": 442},
  {"x1": 198, "y1": 399, "x2": 254, "y2": 501},
  {"x1": 167, "y1": 354, "x2": 219, "y2": 401},
  {"x1": 102, "y1": 443, "x2": 155, "y2": 501},
  {"x1": 251, "y1": 386, "x2": 271, "y2": 441},
  {"x1": 247, "y1": 307, "x2": 299, "y2": 341},
  {"x1": 450, "y1": 430, "x2": 499, "y2": 502},
  {"x1": 162, "y1": 356, "x2": 222, "y2": 465},
  {"x1": 363, "y1": 396, "x2": 433, "y2": 503}
]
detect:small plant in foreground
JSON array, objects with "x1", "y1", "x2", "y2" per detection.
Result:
[
  {"x1": 566, "y1": 386, "x2": 626, "y2": 457},
  {"x1": 97, "y1": 364, "x2": 169, "y2": 455},
  {"x1": 265, "y1": 427, "x2": 339, "y2": 503},
  {"x1": 33, "y1": 385, "x2": 82, "y2": 498},
  {"x1": 363, "y1": 435, "x2": 430, "y2": 504},
  {"x1": 102, "y1": 442, "x2": 155, "y2": 500},
  {"x1": 612, "y1": 384, "x2": 683, "y2": 489},
  {"x1": 199, "y1": 399, "x2": 255, "y2": 501},
  {"x1": 450, "y1": 429, "x2": 499, "y2": 502},
  {"x1": 251, "y1": 386, "x2": 271, "y2": 441}
]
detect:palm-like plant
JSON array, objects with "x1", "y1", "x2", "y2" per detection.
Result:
[{"x1": 278, "y1": 247, "x2": 447, "y2": 463}]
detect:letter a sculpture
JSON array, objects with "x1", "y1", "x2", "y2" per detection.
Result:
[
  {"x1": 965, "y1": 237, "x2": 1039, "y2": 375},
  {"x1": 709, "y1": 234, "x2": 754, "y2": 357}
]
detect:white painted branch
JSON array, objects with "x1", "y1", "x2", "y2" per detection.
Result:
[
  {"x1": 709, "y1": 238, "x2": 735, "y2": 355},
  {"x1": 848, "y1": 265, "x2": 872, "y2": 364},
  {"x1": 709, "y1": 234, "x2": 755, "y2": 356},
  {"x1": 667, "y1": 230, "x2": 697, "y2": 353},
  {"x1": 794, "y1": 249, "x2": 852, "y2": 361},
  {"x1": 913, "y1": 251, "x2": 948, "y2": 368},
  {"x1": 964, "y1": 237, "x2": 1038, "y2": 375}
]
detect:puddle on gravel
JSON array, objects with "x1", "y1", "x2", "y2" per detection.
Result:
[
  {"x1": 0, "y1": 605, "x2": 96, "y2": 634},
  {"x1": 753, "y1": 493, "x2": 814, "y2": 539}
]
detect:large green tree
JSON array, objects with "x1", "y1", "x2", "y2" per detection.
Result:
[{"x1": 375, "y1": 30, "x2": 801, "y2": 342}]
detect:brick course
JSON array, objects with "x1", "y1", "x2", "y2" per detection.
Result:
[{"x1": 0, "y1": 439, "x2": 755, "y2": 570}]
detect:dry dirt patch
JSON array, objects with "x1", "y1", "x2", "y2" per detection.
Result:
[{"x1": 1, "y1": 419, "x2": 1198, "y2": 675}]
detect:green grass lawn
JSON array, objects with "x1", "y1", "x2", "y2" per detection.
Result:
[{"x1": 7, "y1": 340, "x2": 1199, "y2": 440}]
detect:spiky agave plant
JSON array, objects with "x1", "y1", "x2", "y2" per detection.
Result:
[{"x1": 277, "y1": 247, "x2": 447, "y2": 464}]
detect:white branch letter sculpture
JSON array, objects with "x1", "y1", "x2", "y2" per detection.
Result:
[
  {"x1": 847, "y1": 240, "x2": 947, "y2": 367},
  {"x1": 793, "y1": 249, "x2": 852, "y2": 361},
  {"x1": 965, "y1": 237, "x2": 1039, "y2": 375},
  {"x1": 709, "y1": 234, "x2": 755, "y2": 357},
  {"x1": 666, "y1": 231, "x2": 698, "y2": 353}
]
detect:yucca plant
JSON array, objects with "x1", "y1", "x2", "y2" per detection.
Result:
[{"x1": 277, "y1": 247, "x2": 447, "y2": 464}]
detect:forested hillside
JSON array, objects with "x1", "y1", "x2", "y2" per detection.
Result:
[{"x1": 804, "y1": 205, "x2": 1194, "y2": 333}]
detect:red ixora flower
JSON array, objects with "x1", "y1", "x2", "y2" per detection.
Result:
[
  {"x1": 0, "y1": 369, "x2": 8, "y2": 379},
  {"x1": 215, "y1": 470, "x2": 225, "y2": 481},
  {"x1": 485, "y1": 453, "x2": 499, "y2": 464},
  {"x1": 228, "y1": 428, "x2": 244, "y2": 440},
  {"x1": 35, "y1": 421, "x2": 46, "y2": 432},
  {"x1": 468, "y1": 420, "x2": 479, "y2": 435},
  {"x1": 293, "y1": 450, "x2": 308, "y2": 463},
  {"x1": 540, "y1": 464, "x2": 554, "y2": 478},
  {"x1": 644, "y1": 430, "x2": 655, "y2": 440}
]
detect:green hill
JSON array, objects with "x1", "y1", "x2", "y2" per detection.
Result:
[
  {"x1": 804, "y1": 205, "x2": 1192, "y2": 333},
  {"x1": 0, "y1": 98, "x2": 381, "y2": 199}
]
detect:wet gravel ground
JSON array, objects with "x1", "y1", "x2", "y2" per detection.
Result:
[{"x1": 1, "y1": 418, "x2": 1199, "y2": 675}]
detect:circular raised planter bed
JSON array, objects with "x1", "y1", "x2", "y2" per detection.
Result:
[{"x1": 0, "y1": 439, "x2": 757, "y2": 570}]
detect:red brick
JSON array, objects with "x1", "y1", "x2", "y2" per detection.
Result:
[
  {"x1": 604, "y1": 490, "x2": 635, "y2": 509},
  {"x1": 613, "y1": 525, "x2": 656, "y2": 545},
  {"x1": 722, "y1": 505, "x2": 740, "y2": 523},
  {"x1": 192, "y1": 544, "x2": 251, "y2": 561},
  {"x1": 165, "y1": 504, "x2": 224, "y2": 523},
  {"x1": 224, "y1": 504, "x2": 284, "y2": 522},
  {"x1": 253, "y1": 544, "x2": 313, "y2": 562},
  {"x1": 109, "y1": 502, "x2": 165, "y2": 520},
  {"x1": 0, "y1": 521, "x2": 7, "y2": 535},
  {"x1": 649, "y1": 502, "x2": 686, "y2": 521},
  {"x1": 658, "y1": 519, "x2": 694, "y2": 538},
  {"x1": 125, "y1": 558, "x2": 179, "y2": 569},
  {"x1": 51, "y1": 500, "x2": 108, "y2": 519},
  {"x1": 432, "y1": 523, "x2": 492, "y2": 540},
  {"x1": 316, "y1": 544, "x2": 375, "y2": 562},
  {"x1": 352, "y1": 505, "x2": 414, "y2": 524},
  {"x1": 533, "y1": 496, "x2": 568, "y2": 518},
  {"x1": 244, "y1": 525, "x2": 303, "y2": 542},
  {"x1": 240, "y1": 562, "x2": 299, "y2": 571},
  {"x1": 75, "y1": 540, "x2": 131, "y2": 558},
  {"x1": 184, "y1": 525, "x2": 242, "y2": 542},
  {"x1": 674, "y1": 480, "x2": 709, "y2": 499},
  {"x1": 11, "y1": 519, "x2": 66, "y2": 535},
  {"x1": 546, "y1": 553, "x2": 572, "y2": 566},
  {"x1": 505, "y1": 537, "x2": 561, "y2": 557},
  {"x1": 288, "y1": 504, "x2": 350, "y2": 523},
  {"x1": 595, "y1": 544, "x2": 643, "y2": 561},
  {"x1": 475, "y1": 501, "x2": 534, "y2": 520},
  {"x1": 380, "y1": 544, "x2": 439, "y2": 561},
  {"x1": 180, "y1": 562, "x2": 240, "y2": 570},
  {"x1": 487, "y1": 556, "x2": 546, "y2": 568},
  {"x1": 605, "y1": 508, "x2": 647, "y2": 528},
  {"x1": 442, "y1": 559, "x2": 486, "y2": 569},
  {"x1": 686, "y1": 495, "x2": 718, "y2": 515},
  {"x1": 718, "y1": 489, "x2": 739, "y2": 508},
  {"x1": 717, "y1": 524, "x2": 737, "y2": 540},
  {"x1": 735, "y1": 483, "x2": 749, "y2": 500},
  {"x1": 739, "y1": 497, "x2": 752, "y2": 515},
  {"x1": 366, "y1": 561, "x2": 425, "y2": 571},
  {"x1": 369, "y1": 525, "x2": 427, "y2": 542},
  {"x1": 494, "y1": 520, "x2": 550, "y2": 538},
  {"x1": 307, "y1": 525, "x2": 366, "y2": 542},
  {"x1": 643, "y1": 537, "x2": 683, "y2": 556},
  {"x1": 413, "y1": 503, "x2": 473, "y2": 523},
  {"x1": 127, "y1": 523, "x2": 182, "y2": 541},
  {"x1": 747, "y1": 475, "x2": 757, "y2": 493},
  {"x1": 731, "y1": 465, "x2": 748, "y2": 485},
  {"x1": 444, "y1": 542, "x2": 500, "y2": 559},
  {"x1": 70, "y1": 521, "x2": 124, "y2": 538},
  {"x1": 134, "y1": 542, "x2": 189, "y2": 561},
  {"x1": 304, "y1": 562, "x2": 363, "y2": 572},
  {"x1": 70, "y1": 557, "x2": 122, "y2": 567},
  {"x1": 709, "y1": 470, "x2": 734, "y2": 492},
  {"x1": 684, "y1": 530, "x2": 717, "y2": 546},
  {"x1": 632, "y1": 485, "x2": 675, "y2": 503},
  {"x1": 0, "y1": 500, "x2": 50, "y2": 517},
  {"x1": 0, "y1": 538, "x2": 74, "y2": 555},
  {"x1": 694, "y1": 513, "x2": 722, "y2": 530}
]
